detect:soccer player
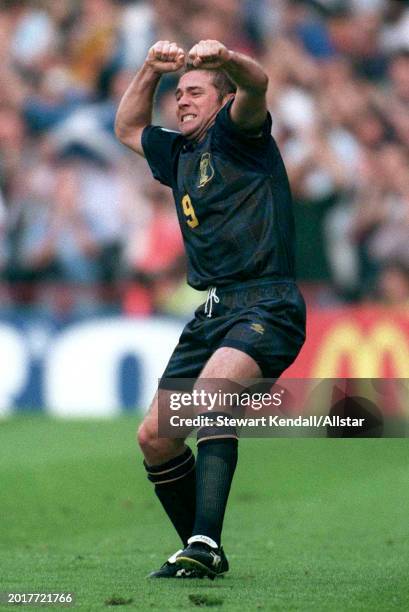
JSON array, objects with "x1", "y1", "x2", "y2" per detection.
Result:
[{"x1": 115, "y1": 40, "x2": 306, "y2": 579}]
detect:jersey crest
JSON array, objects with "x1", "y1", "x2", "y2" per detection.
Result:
[{"x1": 198, "y1": 153, "x2": 215, "y2": 188}]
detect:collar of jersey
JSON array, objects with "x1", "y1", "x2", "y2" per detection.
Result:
[
  {"x1": 182, "y1": 140, "x2": 197, "y2": 152},
  {"x1": 182, "y1": 128, "x2": 212, "y2": 153}
]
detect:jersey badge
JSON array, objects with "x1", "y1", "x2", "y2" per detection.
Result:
[
  {"x1": 198, "y1": 153, "x2": 215, "y2": 188},
  {"x1": 250, "y1": 323, "x2": 265, "y2": 335}
]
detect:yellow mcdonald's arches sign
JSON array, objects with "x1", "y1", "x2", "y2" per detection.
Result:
[{"x1": 312, "y1": 322, "x2": 409, "y2": 378}]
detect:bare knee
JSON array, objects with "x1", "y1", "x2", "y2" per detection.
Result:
[
  {"x1": 137, "y1": 420, "x2": 183, "y2": 465},
  {"x1": 137, "y1": 420, "x2": 157, "y2": 454}
]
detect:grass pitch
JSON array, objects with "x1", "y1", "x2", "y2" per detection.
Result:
[{"x1": 1, "y1": 416, "x2": 408, "y2": 611}]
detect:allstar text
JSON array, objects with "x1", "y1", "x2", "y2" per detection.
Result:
[{"x1": 169, "y1": 415, "x2": 365, "y2": 428}]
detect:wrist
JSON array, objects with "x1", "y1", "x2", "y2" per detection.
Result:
[
  {"x1": 142, "y1": 61, "x2": 163, "y2": 80},
  {"x1": 223, "y1": 49, "x2": 236, "y2": 67},
  {"x1": 222, "y1": 51, "x2": 240, "y2": 85},
  {"x1": 223, "y1": 52, "x2": 268, "y2": 93}
]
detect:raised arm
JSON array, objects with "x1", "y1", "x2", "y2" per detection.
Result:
[
  {"x1": 188, "y1": 40, "x2": 268, "y2": 133},
  {"x1": 115, "y1": 41, "x2": 185, "y2": 155}
]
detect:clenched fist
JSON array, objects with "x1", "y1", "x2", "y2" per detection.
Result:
[
  {"x1": 146, "y1": 41, "x2": 185, "y2": 74},
  {"x1": 188, "y1": 40, "x2": 232, "y2": 69}
]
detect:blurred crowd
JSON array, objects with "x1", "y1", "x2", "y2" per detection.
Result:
[{"x1": 0, "y1": 0, "x2": 408, "y2": 316}]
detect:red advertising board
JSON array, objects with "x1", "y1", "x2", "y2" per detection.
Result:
[{"x1": 285, "y1": 307, "x2": 409, "y2": 378}]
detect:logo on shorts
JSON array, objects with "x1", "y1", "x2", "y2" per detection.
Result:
[
  {"x1": 250, "y1": 323, "x2": 265, "y2": 335},
  {"x1": 198, "y1": 153, "x2": 215, "y2": 188}
]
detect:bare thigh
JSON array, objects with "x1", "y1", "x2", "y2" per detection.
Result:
[
  {"x1": 193, "y1": 346, "x2": 261, "y2": 413},
  {"x1": 200, "y1": 346, "x2": 261, "y2": 379}
]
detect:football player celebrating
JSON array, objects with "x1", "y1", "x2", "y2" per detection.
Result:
[{"x1": 115, "y1": 40, "x2": 306, "y2": 578}]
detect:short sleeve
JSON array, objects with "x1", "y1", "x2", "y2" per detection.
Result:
[
  {"x1": 214, "y1": 99, "x2": 272, "y2": 147},
  {"x1": 212, "y1": 100, "x2": 273, "y2": 171},
  {"x1": 141, "y1": 126, "x2": 183, "y2": 187}
]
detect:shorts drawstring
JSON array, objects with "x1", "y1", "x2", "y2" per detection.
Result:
[{"x1": 204, "y1": 286, "x2": 219, "y2": 318}]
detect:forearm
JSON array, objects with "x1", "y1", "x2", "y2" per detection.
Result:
[
  {"x1": 115, "y1": 41, "x2": 185, "y2": 154},
  {"x1": 223, "y1": 51, "x2": 268, "y2": 94},
  {"x1": 115, "y1": 63, "x2": 161, "y2": 139},
  {"x1": 223, "y1": 50, "x2": 268, "y2": 131},
  {"x1": 187, "y1": 40, "x2": 268, "y2": 130}
]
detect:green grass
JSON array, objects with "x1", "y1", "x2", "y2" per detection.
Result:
[{"x1": 1, "y1": 416, "x2": 408, "y2": 611}]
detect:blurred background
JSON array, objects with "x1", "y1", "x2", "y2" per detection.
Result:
[{"x1": 0, "y1": 0, "x2": 409, "y2": 415}]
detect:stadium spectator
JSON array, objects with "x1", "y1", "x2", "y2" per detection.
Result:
[
  {"x1": 123, "y1": 182, "x2": 185, "y2": 315},
  {"x1": 377, "y1": 262, "x2": 409, "y2": 306},
  {"x1": 0, "y1": 0, "x2": 408, "y2": 310}
]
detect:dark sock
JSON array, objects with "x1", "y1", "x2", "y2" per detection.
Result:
[
  {"x1": 144, "y1": 446, "x2": 196, "y2": 547},
  {"x1": 192, "y1": 437, "x2": 238, "y2": 546}
]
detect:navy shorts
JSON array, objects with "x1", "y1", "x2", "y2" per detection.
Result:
[{"x1": 159, "y1": 279, "x2": 306, "y2": 388}]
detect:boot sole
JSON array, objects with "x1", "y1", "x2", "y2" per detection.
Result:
[{"x1": 176, "y1": 556, "x2": 226, "y2": 580}]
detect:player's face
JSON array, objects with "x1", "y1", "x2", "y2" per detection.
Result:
[{"x1": 175, "y1": 71, "x2": 222, "y2": 138}]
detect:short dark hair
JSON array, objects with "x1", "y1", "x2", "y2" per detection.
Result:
[{"x1": 182, "y1": 64, "x2": 237, "y2": 101}]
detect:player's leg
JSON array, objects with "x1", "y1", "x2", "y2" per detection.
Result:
[
  {"x1": 138, "y1": 391, "x2": 185, "y2": 464},
  {"x1": 193, "y1": 347, "x2": 261, "y2": 545},
  {"x1": 139, "y1": 311, "x2": 214, "y2": 577},
  {"x1": 138, "y1": 391, "x2": 196, "y2": 549},
  {"x1": 177, "y1": 281, "x2": 306, "y2": 576},
  {"x1": 177, "y1": 347, "x2": 261, "y2": 577}
]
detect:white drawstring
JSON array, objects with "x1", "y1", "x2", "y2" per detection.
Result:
[{"x1": 204, "y1": 286, "x2": 219, "y2": 318}]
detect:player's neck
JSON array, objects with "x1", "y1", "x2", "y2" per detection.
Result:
[{"x1": 185, "y1": 107, "x2": 220, "y2": 143}]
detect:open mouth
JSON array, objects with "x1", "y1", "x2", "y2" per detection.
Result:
[{"x1": 181, "y1": 114, "x2": 197, "y2": 123}]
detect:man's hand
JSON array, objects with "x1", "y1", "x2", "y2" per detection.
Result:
[
  {"x1": 115, "y1": 41, "x2": 184, "y2": 155},
  {"x1": 188, "y1": 40, "x2": 232, "y2": 69},
  {"x1": 146, "y1": 41, "x2": 185, "y2": 74}
]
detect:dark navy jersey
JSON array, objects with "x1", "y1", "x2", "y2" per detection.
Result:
[{"x1": 141, "y1": 100, "x2": 295, "y2": 290}]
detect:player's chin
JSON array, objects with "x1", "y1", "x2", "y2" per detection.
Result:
[{"x1": 178, "y1": 119, "x2": 199, "y2": 136}]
